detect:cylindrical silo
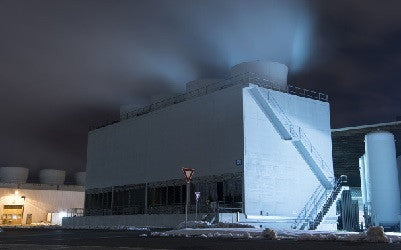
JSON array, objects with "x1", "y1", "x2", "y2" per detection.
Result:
[
  {"x1": 74, "y1": 172, "x2": 86, "y2": 186},
  {"x1": 359, "y1": 155, "x2": 367, "y2": 205},
  {"x1": 365, "y1": 131, "x2": 400, "y2": 226},
  {"x1": 230, "y1": 61, "x2": 288, "y2": 91},
  {"x1": 0, "y1": 167, "x2": 29, "y2": 183},
  {"x1": 39, "y1": 169, "x2": 65, "y2": 185}
]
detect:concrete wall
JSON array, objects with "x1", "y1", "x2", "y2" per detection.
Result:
[
  {"x1": 0, "y1": 188, "x2": 84, "y2": 224},
  {"x1": 242, "y1": 86, "x2": 333, "y2": 217},
  {"x1": 86, "y1": 84, "x2": 245, "y2": 189}
]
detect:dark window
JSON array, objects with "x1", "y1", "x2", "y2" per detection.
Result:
[
  {"x1": 217, "y1": 182, "x2": 224, "y2": 201},
  {"x1": 174, "y1": 186, "x2": 181, "y2": 204}
]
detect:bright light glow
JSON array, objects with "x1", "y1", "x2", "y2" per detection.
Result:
[
  {"x1": 14, "y1": 190, "x2": 19, "y2": 195},
  {"x1": 59, "y1": 211, "x2": 67, "y2": 218}
]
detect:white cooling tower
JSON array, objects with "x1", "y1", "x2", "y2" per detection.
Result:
[
  {"x1": 359, "y1": 155, "x2": 367, "y2": 205},
  {"x1": 75, "y1": 172, "x2": 86, "y2": 186},
  {"x1": 39, "y1": 169, "x2": 66, "y2": 185},
  {"x1": 230, "y1": 61, "x2": 288, "y2": 90},
  {"x1": 0, "y1": 167, "x2": 29, "y2": 183},
  {"x1": 365, "y1": 131, "x2": 400, "y2": 226}
]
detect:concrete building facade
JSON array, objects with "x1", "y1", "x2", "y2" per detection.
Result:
[{"x1": 82, "y1": 61, "x2": 337, "y2": 229}]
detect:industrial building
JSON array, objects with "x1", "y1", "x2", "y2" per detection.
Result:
[
  {"x1": 332, "y1": 122, "x2": 401, "y2": 231},
  {"x1": 65, "y1": 60, "x2": 348, "y2": 230},
  {"x1": 0, "y1": 167, "x2": 85, "y2": 225},
  {"x1": 332, "y1": 121, "x2": 401, "y2": 187}
]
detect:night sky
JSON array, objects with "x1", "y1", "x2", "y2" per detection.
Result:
[{"x1": 1, "y1": 0, "x2": 401, "y2": 178}]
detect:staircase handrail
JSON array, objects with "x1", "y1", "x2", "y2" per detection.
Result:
[
  {"x1": 292, "y1": 178, "x2": 341, "y2": 229},
  {"x1": 260, "y1": 89, "x2": 334, "y2": 180}
]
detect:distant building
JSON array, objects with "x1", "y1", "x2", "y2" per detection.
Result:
[
  {"x1": 0, "y1": 167, "x2": 85, "y2": 225},
  {"x1": 332, "y1": 121, "x2": 401, "y2": 187},
  {"x1": 76, "y1": 61, "x2": 338, "y2": 230}
]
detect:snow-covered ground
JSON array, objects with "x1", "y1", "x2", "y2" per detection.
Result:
[
  {"x1": 62, "y1": 225, "x2": 150, "y2": 231},
  {"x1": 152, "y1": 226, "x2": 401, "y2": 243}
]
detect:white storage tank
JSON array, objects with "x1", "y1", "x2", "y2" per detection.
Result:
[
  {"x1": 39, "y1": 169, "x2": 66, "y2": 185},
  {"x1": 0, "y1": 167, "x2": 29, "y2": 183},
  {"x1": 230, "y1": 61, "x2": 288, "y2": 91},
  {"x1": 359, "y1": 155, "x2": 367, "y2": 205},
  {"x1": 75, "y1": 172, "x2": 86, "y2": 186},
  {"x1": 365, "y1": 131, "x2": 400, "y2": 226},
  {"x1": 398, "y1": 156, "x2": 401, "y2": 201}
]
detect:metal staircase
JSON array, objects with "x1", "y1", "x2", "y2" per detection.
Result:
[
  {"x1": 248, "y1": 86, "x2": 334, "y2": 188},
  {"x1": 247, "y1": 85, "x2": 343, "y2": 230},
  {"x1": 291, "y1": 178, "x2": 344, "y2": 230}
]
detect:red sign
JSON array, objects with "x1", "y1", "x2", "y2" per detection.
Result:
[{"x1": 182, "y1": 167, "x2": 195, "y2": 183}]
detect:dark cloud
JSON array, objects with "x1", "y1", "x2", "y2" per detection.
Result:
[{"x1": 0, "y1": 0, "x2": 400, "y2": 177}]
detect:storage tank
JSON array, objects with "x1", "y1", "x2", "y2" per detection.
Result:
[
  {"x1": 0, "y1": 167, "x2": 29, "y2": 183},
  {"x1": 365, "y1": 131, "x2": 400, "y2": 226},
  {"x1": 230, "y1": 61, "x2": 288, "y2": 91},
  {"x1": 358, "y1": 155, "x2": 367, "y2": 205},
  {"x1": 398, "y1": 156, "x2": 401, "y2": 201},
  {"x1": 39, "y1": 169, "x2": 65, "y2": 185},
  {"x1": 75, "y1": 172, "x2": 86, "y2": 186}
]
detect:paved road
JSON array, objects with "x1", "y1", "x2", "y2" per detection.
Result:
[{"x1": 0, "y1": 228, "x2": 399, "y2": 249}]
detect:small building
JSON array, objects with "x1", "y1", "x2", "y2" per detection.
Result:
[
  {"x1": 70, "y1": 61, "x2": 339, "y2": 229},
  {"x1": 0, "y1": 167, "x2": 85, "y2": 225}
]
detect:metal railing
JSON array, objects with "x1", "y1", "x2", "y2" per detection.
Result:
[
  {"x1": 89, "y1": 72, "x2": 328, "y2": 131},
  {"x1": 291, "y1": 178, "x2": 343, "y2": 229},
  {"x1": 259, "y1": 88, "x2": 333, "y2": 181}
]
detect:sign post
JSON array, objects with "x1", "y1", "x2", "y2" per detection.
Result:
[
  {"x1": 182, "y1": 167, "x2": 195, "y2": 228},
  {"x1": 195, "y1": 191, "x2": 200, "y2": 221}
]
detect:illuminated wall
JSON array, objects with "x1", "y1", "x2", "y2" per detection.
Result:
[
  {"x1": 242, "y1": 86, "x2": 333, "y2": 217},
  {"x1": 0, "y1": 185, "x2": 84, "y2": 225}
]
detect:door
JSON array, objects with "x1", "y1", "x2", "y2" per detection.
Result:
[{"x1": 26, "y1": 214, "x2": 32, "y2": 225}]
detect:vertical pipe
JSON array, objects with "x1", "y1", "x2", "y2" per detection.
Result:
[
  {"x1": 144, "y1": 183, "x2": 148, "y2": 214},
  {"x1": 359, "y1": 156, "x2": 367, "y2": 205},
  {"x1": 185, "y1": 182, "x2": 189, "y2": 227},
  {"x1": 110, "y1": 187, "x2": 114, "y2": 215}
]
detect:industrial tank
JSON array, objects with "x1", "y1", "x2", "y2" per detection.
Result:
[
  {"x1": 74, "y1": 172, "x2": 86, "y2": 186},
  {"x1": 39, "y1": 169, "x2": 66, "y2": 185},
  {"x1": 0, "y1": 167, "x2": 29, "y2": 183},
  {"x1": 358, "y1": 155, "x2": 367, "y2": 205},
  {"x1": 230, "y1": 61, "x2": 288, "y2": 91},
  {"x1": 364, "y1": 131, "x2": 400, "y2": 226}
]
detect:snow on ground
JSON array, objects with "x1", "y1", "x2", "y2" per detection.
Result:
[
  {"x1": 152, "y1": 226, "x2": 401, "y2": 243},
  {"x1": 62, "y1": 225, "x2": 150, "y2": 231}
]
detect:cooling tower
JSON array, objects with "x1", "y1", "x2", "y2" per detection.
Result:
[
  {"x1": 364, "y1": 131, "x2": 400, "y2": 226},
  {"x1": 75, "y1": 172, "x2": 86, "y2": 186},
  {"x1": 230, "y1": 61, "x2": 288, "y2": 91},
  {"x1": 0, "y1": 167, "x2": 29, "y2": 183},
  {"x1": 39, "y1": 169, "x2": 66, "y2": 185}
]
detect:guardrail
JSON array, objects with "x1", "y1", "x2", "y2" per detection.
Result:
[{"x1": 89, "y1": 72, "x2": 329, "y2": 131}]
